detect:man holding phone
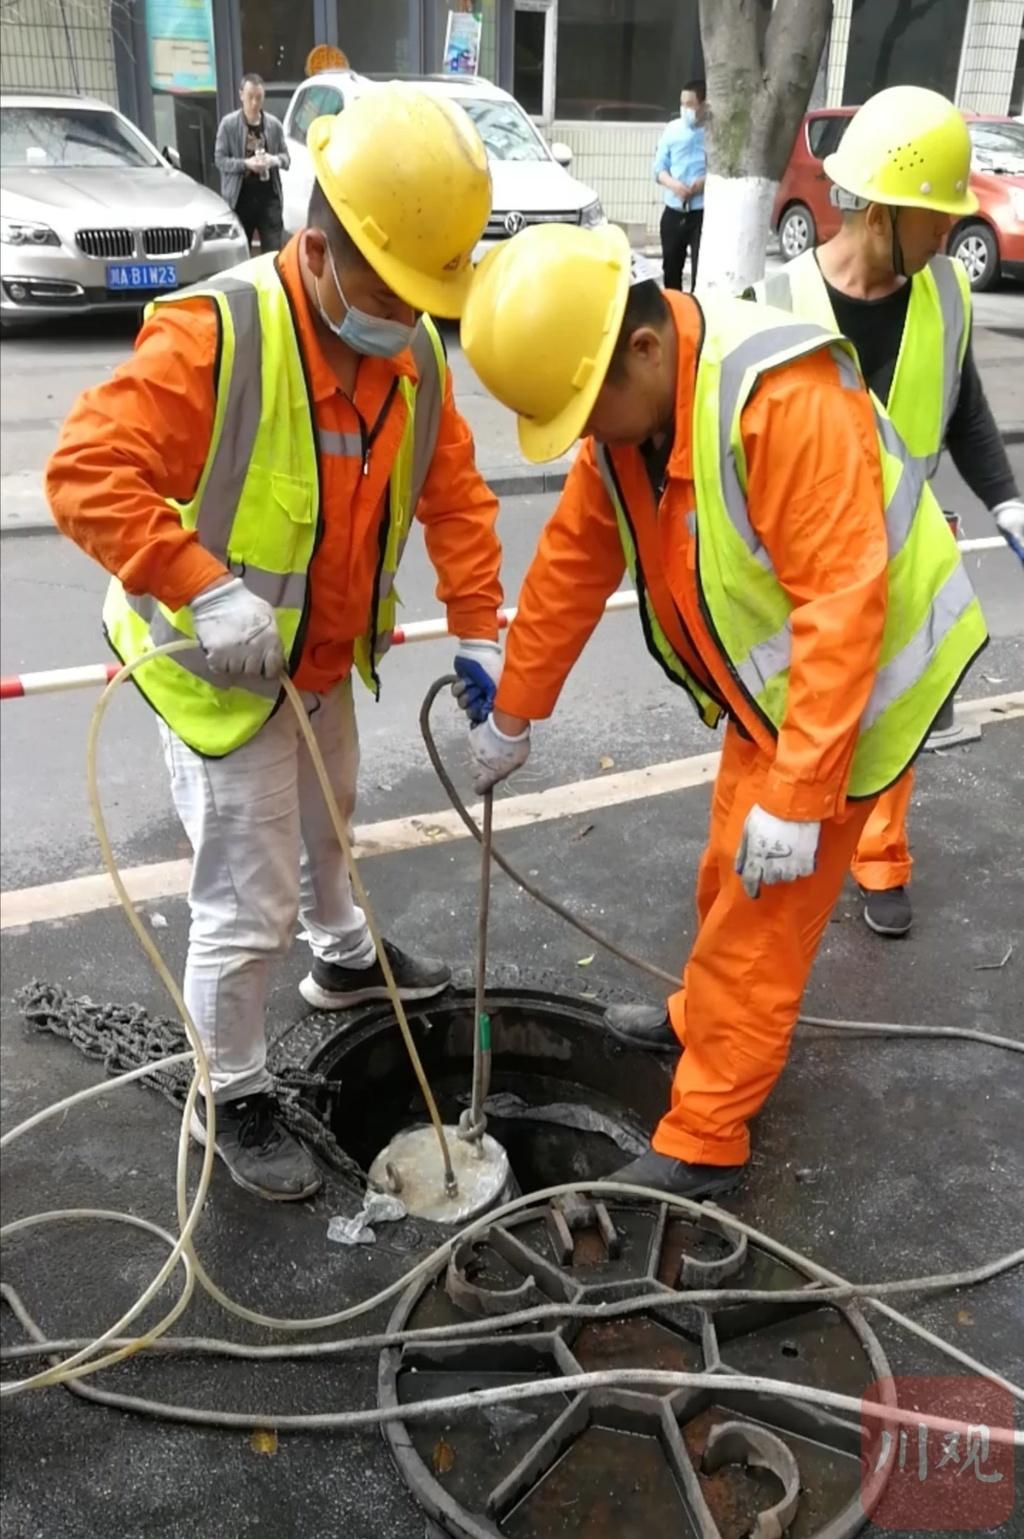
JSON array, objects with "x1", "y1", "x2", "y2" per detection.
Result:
[{"x1": 215, "y1": 72, "x2": 290, "y2": 253}]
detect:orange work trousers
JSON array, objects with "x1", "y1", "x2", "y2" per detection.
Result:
[
  {"x1": 653, "y1": 725, "x2": 875, "y2": 1168},
  {"x1": 849, "y1": 769, "x2": 914, "y2": 891}
]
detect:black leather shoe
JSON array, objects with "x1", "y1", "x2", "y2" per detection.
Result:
[
  {"x1": 300, "y1": 939, "x2": 450, "y2": 1010},
  {"x1": 604, "y1": 1003, "x2": 679, "y2": 1054},
  {"x1": 860, "y1": 885, "x2": 913, "y2": 937},
  {"x1": 608, "y1": 1148, "x2": 744, "y2": 1199}
]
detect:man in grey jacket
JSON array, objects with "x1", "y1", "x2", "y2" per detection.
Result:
[{"x1": 214, "y1": 73, "x2": 290, "y2": 253}]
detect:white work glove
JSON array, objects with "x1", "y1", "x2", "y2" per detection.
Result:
[
  {"x1": 468, "y1": 715, "x2": 530, "y2": 794},
  {"x1": 452, "y1": 639, "x2": 503, "y2": 725},
  {"x1": 190, "y1": 577, "x2": 284, "y2": 679},
  {"x1": 734, "y1": 803, "x2": 821, "y2": 900},
  {"x1": 992, "y1": 499, "x2": 1024, "y2": 564}
]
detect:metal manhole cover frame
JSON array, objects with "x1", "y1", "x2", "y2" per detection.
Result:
[{"x1": 378, "y1": 1197, "x2": 895, "y2": 1539}]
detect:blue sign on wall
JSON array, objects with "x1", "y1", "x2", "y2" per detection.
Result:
[{"x1": 147, "y1": 0, "x2": 217, "y2": 93}]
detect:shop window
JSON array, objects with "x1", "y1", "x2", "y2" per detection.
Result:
[
  {"x1": 239, "y1": 0, "x2": 315, "y2": 100},
  {"x1": 336, "y1": 1, "x2": 415, "y2": 75},
  {"x1": 554, "y1": 0, "x2": 701, "y2": 122},
  {"x1": 843, "y1": 0, "x2": 969, "y2": 105}
]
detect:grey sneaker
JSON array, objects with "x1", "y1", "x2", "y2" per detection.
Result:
[
  {"x1": 604, "y1": 1003, "x2": 678, "y2": 1054},
  {"x1": 860, "y1": 885, "x2": 913, "y2": 937},
  {"x1": 190, "y1": 1092, "x2": 321, "y2": 1202},
  {"x1": 299, "y1": 938, "x2": 450, "y2": 1011}
]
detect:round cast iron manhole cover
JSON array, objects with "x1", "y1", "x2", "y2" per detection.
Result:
[{"x1": 379, "y1": 1196, "x2": 893, "y2": 1539}]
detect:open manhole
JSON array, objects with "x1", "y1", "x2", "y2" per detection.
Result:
[
  {"x1": 304, "y1": 983, "x2": 671, "y2": 1193},
  {"x1": 300, "y1": 985, "x2": 893, "y2": 1537}
]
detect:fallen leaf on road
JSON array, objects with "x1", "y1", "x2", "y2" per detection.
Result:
[
  {"x1": 570, "y1": 823, "x2": 595, "y2": 842},
  {"x1": 577, "y1": 955, "x2": 595, "y2": 967},
  {"x1": 250, "y1": 1428, "x2": 278, "y2": 1456},
  {"x1": 432, "y1": 1438, "x2": 456, "y2": 1474},
  {"x1": 957, "y1": 1309, "x2": 973, "y2": 1325},
  {"x1": 598, "y1": 756, "x2": 615, "y2": 771}
]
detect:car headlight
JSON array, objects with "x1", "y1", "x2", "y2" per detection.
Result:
[
  {"x1": 580, "y1": 199, "x2": 606, "y2": 229},
  {"x1": 1009, "y1": 187, "x2": 1024, "y2": 224},
  {"x1": 0, "y1": 216, "x2": 60, "y2": 247},
  {"x1": 202, "y1": 219, "x2": 243, "y2": 242}
]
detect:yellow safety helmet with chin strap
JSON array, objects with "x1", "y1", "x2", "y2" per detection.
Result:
[
  {"x1": 308, "y1": 86, "x2": 492, "y2": 318},
  {"x1": 824, "y1": 85, "x2": 978, "y2": 216},
  {"x1": 461, "y1": 222, "x2": 632, "y2": 463}
]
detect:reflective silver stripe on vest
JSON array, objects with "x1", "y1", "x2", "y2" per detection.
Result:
[
  {"x1": 735, "y1": 617, "x2": 792, "y2": 698},
  {"x1": 929, "y1": 256, "x2": 968, "y2": 475},
  {"x1": 718, "y1": 322, "x2": 838, "y2": 569},
  {"x1": 317, "y1": 429, "x2": 363, "y2": 457},
  {"x1": 190, "y1": 279, "x2": 263, "y2": 563},
  {"x1": 409, "y1": 321, "x2": 445, "y2": 509},
  {"x1": 875, "y1": 411, "x2": 926, "y2": 557},
  {"x1": 125, "y1": 596, "x2": 280, "y2": 699},
  {"x1": 861, "y1": 561, "x2": 977, "y2": 731}
]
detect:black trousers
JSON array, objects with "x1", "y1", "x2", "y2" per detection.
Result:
[
  {"x1": 236, "y1": 185, "x2": 284, "y2": 254},
  {"x1": 660, "y1": 206, "x2": 704, "y2": 292}
]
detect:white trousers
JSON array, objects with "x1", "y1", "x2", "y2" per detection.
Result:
[{"x1": 160, "y1": 679, "x2": 375, "y2": 1101}]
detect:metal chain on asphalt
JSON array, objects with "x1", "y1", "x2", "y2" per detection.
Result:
[{"x1": 15, "y1": 980, "x2": 366, "y2": 1192}]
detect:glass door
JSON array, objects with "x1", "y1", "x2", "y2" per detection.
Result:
[{"x1": 513, "y1": 0, "x2": 556, "y2": 121}]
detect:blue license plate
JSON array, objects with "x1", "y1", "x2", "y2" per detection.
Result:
[{"x1": 106, "y1": 262, "x2": 178, "y2": 291}]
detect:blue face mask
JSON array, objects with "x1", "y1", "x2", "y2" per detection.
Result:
[
  {"x1": 317, "y1": 243, "x2": 415, "y2": 357},
  {"x1": 682, "y1": 107, "x2": 698, "y2": 129}
]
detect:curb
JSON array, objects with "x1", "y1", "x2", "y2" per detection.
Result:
[{"x1": 3, "y1": 435, "x2": 1020, "y2": 537}]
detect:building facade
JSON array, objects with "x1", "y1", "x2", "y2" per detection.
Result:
[{"x1": 2, "y1": 0, "x2": 1021, "y2": 233}]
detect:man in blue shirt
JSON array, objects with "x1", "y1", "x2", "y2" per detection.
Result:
[{"x1": 652, "y1": 79, "x2": 707, "y2": 291}]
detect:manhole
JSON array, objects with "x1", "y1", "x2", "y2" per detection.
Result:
[
  {"x1": 378, "y1": 1197, "x2": 894, "y2": 1538},
  {"x1": 304, "y1": 983, "x2": 671, "y2": 1193},
  {"x1": 298, "y1": 984, "x2": 893, "y2": 1537}
]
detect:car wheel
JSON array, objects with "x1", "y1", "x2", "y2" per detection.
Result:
[
  {"x1": 949, "y1": 222, "x2": 999, "y2": 291},
  {"x1": 779, "y1": 203, "x2": 815, "y2": 261}
]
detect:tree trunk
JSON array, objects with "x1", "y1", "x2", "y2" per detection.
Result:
[{"x1": 697, "y1": 0, "x2": 832, "y2": 294}]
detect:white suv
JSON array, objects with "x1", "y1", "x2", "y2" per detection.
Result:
[{"x1": 280, "y1": 71, "x2": 604, "y2": 254}]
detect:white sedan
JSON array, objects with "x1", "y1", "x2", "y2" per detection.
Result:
[{"x1": 280, "y1": 71, "x2": 605, "y2": 253}]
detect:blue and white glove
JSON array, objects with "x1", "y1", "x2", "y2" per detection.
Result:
[
  {"x1": 468, "y1": 716, "x2": 530, "y2": 795},
  {"x1": 734, "y1": 804, "x2": 820, "y2": 900},
  {"x1": 993, "y1": 499, "x2": 1024, "y2": 564},
  {"x1": 453, "y1": 639, "x2": 503, "y2": 725}
]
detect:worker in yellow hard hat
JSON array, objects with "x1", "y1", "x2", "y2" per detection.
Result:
[
  {"x1": 458, "y1": 221, "x2": 986, "y2": 1198},
  {"x1": 46, "y1": 86, "x2": 506, "y2": 1203},
  {"x1": 752, "y1": 84, "x2": 1022, "y2": 941}
]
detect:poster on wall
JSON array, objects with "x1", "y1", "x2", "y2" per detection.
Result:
[
  {"x1": 443, "y1": 10, "x2": 483, "y2": 76},
  {"x1": 147, "y1": 0, "x2": 217, "y2": 93}
]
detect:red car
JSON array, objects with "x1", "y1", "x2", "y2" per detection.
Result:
[{"x1": 772, "y1": 109, "x2": 1024, "y2": 290}]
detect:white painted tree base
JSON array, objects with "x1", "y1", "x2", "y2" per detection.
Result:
[{"x1": 695, "y1": 174, "x2": 779, "y2": 296}]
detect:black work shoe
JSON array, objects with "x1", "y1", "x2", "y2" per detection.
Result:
[
  {"x1": 299, "y1": 939, "x2": 451, "y2": 1012},
  {"x1": 860, "y1": 885, "x2": 913, "y2": 938},
  {"x1": 190, "y1": 1092, "x2": 321, "y2": 1202},
  {"x1": 608, "y1": 1149, "x2": 744, "y2": 1199},
  {"x1": 605, "y1": 1003, "x2": 679, "y2": 1054}
]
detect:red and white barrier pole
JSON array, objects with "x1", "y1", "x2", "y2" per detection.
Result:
[{"x1": 0, "y1": 534, "x2": 1007, "y2": 703}]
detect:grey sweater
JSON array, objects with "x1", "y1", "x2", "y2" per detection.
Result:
[{"x1": 214, "y1": 109, "x2": 290, "y2": 211}]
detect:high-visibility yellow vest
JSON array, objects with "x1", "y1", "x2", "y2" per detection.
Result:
[
  {"x1": 597, "y1": 296, "x2": 987, "y2": 799},
  {"x1": 753, "y1": 250, "x2": 971, "y2": 477},
  {"x1": 102, "y1": 254, "x2": 446, "y2": 757}
]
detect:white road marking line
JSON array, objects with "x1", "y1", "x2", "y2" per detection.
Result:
[{"x1": 1, "y1": 691, "x2": 1021, "y2": 932}]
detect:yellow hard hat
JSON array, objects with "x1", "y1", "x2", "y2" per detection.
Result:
[
  {"x1": 824, "y1": 86, "x2": 977, "y2": 216},
  {"x1": 308, "y1": 86, "x2": 492, "y2": 318},
  {"x1": 461, "y1": 222, "x2": 632, "y2": 463}
]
